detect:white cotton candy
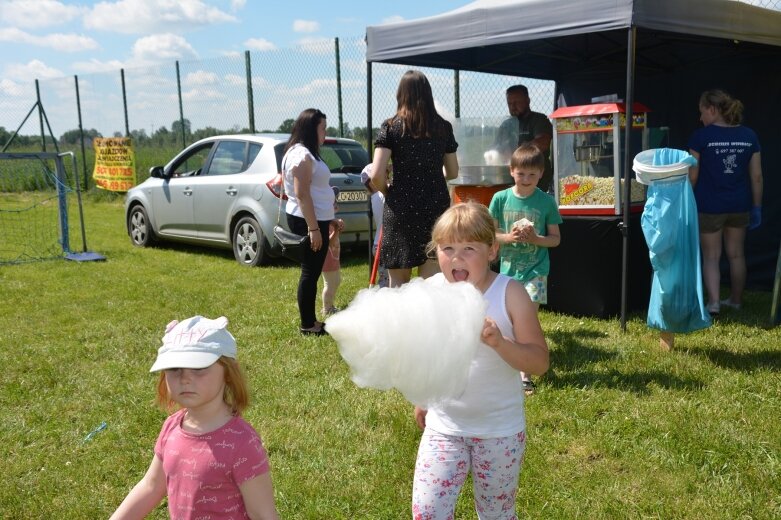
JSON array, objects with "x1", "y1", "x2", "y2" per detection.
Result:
[
  {"x1": 513, "y1": 217, "x2": 534, "y2": 229},
  {"x1": 483, "y1": 149, "x2": 505, "y2": 166},
  {"x1": 325, "y1": 278, "x2": 486, "y2": 407}
]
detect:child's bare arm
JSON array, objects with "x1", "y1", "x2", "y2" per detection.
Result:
[
  {"x1": 493, "y1": 218, "x2": 521, "y2": 245},
  {"x1": 109, "y1": 455, "x2": 167, "y2": 520},
  {"x1": 240, "y1": 472, "x2": 280, "y2": 520},
  {"x1": 525, "y1": 223, "x2": 560, "y2": 248},
  {"x1": 481, "y1": 281, "x2": 549, "y2": 375}
]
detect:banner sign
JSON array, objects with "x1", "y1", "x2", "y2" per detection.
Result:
[{"x1": 93, "y1": 137, "x2": 136, "y2": 192}]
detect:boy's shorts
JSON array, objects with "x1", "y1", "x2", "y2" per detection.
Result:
[
  {"x1": 698, "y1": 212, "x2": 749, "y2": 233},
  {"x1": 522, "y1": 276, "x2": 548, "y2": 304}
]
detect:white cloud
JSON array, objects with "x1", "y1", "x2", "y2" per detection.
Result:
[
  {"x1": 129, "y1": 33, "x2": 199, "y2": 66},
  {"x1": 184, "y1": 70, "x2": 218, "y2": 86},
  {"x1": 0, "y1": 27, "x2": 98, "y2": 52},
  {"x1": 283, "y1": 78, "x2": 336, "y2": 96},
  {"x1": 295, "y1": 37, "x2": 333, "y2": 55},
  {"x1": 182, "y1": 87, "x2": 225, "y2": 101},
  {"x1": 0, "y1": 0, "x2": 82, "y2": 29},
  {"x1": 230, "y1": 0, "x2": 246, "y2": 10},
  {"x1": 244, "y1": 38, "x2": 276, "y2": 51},
  {"x1": 6, "y1": 60, "x2": 64, "y2": 82},
  {"x1": 224, "y1": 74, "x2": 245, "y2": 87},
  {"x1": 224, "y1": 73, "x2": 270, "y2": 89},
  {"x1": 72, "y1": 58, "x2": 126, "y2": 74},
  {"x1": 293, "y1": 19, "x2": 320, "y2": 33},
  {"x1": 381, "y1": 15, "x2": 405, "y2": 25},
  {"x1": 84, "y1": 0, "x2": 237, "y2": 34},
  {"x1": 1, "y1": 78, "x2": 26, "y2": 97}
]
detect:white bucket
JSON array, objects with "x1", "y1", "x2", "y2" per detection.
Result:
[{"x1": 633, "y1": 148, "x2": 695, "y2": 185}]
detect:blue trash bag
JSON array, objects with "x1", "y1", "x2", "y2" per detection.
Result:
[{"x1": 639, "y1": 150, "x2": 711, "y2": 333}]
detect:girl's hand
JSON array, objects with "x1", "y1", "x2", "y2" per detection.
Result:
[
  {"x1": 309, "y1": 228, "x2": 322, "y2": 251},
  {"x1": 413, "y1": 406, "x2": 428, "y2": 430},
  {"x1": 481, "y1": 317, "x2": 503, "y2": 349}
]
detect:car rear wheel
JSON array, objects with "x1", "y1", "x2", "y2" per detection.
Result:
[
  {"x1": 232, "y1": 216, "x2": 270, "y2": 267},
  {"x1": 128, "y1": 205, "x2": 156, "y2": 247}
]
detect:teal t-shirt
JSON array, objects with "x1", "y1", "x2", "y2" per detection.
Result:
[{"x1": 488, "y1": 187, "x2": 562, "y2": 282}]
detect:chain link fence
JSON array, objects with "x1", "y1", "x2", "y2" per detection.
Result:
[
  {"x1": 1, "y1": 0, "x2": 777, "y2": 188},
  {"x1": 1, "y1": 36, "x2": 553, "y2": 189}
]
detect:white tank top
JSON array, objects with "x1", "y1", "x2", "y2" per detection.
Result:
[{"x1": 425, "y1": 273, "x2": 526, "y2": 438}]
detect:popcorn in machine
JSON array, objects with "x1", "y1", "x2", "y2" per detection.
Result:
[{"x1": 550, "y1": 103, "x2": 651, "y2": 215}]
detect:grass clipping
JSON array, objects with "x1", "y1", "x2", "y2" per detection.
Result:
[{"x1": 325, "y1": 278, "x2": 486, "y2": 407}]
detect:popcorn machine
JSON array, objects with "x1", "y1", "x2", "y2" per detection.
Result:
[{"x1": 550, "y1": 103, "x2": 651, "y2": 215}]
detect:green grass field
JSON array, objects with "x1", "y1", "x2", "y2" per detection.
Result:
[{"x1": 0, "y1": 194, "x2": 779, "y2": 519}]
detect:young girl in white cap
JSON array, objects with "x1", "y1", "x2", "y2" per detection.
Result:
[{"x1": 110, "y1": 316, "x2": 280, "y2": 520}]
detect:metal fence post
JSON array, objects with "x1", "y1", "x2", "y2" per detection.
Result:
[
  {"x1": 454, "y1": 69, "x2": 460, "y2": 118},
  {"x1": 121, "y1": 69, "x2": 130, "y2": 137},
  {"x1": 176, "y1": 61, "x2": 186, "y2": 148},
  {"x1": 36, "y1": 80, "x2": 46, "y2": 151},
  {"x1": 246, "y1": 51, "x2": 255, "y2": 134},
  {"x1": 74, "y1": 75, "x2": 89, "y2": 191},
  {"x1": 335, "y1": 37, "x2": 344, "y2": 137}
]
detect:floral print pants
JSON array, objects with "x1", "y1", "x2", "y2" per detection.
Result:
[{"x1": 412, "y1": 428, "x2": 526, "y2": 520}]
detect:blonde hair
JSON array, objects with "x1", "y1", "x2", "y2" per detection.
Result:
[
  {"x1": 427, "y1": 202, "x2": 497, "y2": 256},
  {"x1": 699, "y1": 89, "x2": 744, "y2": 125},
  {"x1": 155, "y1": 357, "x2": 250, "y2": 414},
  {"x1": 510, "y1": 142, "x2": 545, "y2": 172}
]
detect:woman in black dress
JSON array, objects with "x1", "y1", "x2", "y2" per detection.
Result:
[{"x1": 368, "y1": 70, "x2": 459, "y2": 287}]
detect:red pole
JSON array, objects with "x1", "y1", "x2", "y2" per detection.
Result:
[{"x1": 369, "y1": 226, "x2": 383, "y2": 287}]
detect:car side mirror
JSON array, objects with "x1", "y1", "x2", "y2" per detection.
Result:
[{"x1": 149, "y1": 166, "x2": 165, "y2": 178}]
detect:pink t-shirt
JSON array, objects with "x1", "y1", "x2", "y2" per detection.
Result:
[{"x1": 154, "y1": 409, "x2": 270, "y2": 519}]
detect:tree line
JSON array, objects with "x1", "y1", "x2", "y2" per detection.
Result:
[{"x1": 0, "y1": 120, "x2": 380, "y2": 149}]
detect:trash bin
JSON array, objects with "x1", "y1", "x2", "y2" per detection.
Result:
[
  {"x1": 633, "y1": 148, "x2": 711, "y2": 333},
  {"x1": 633, "y1": 148, "x2": 692, "y2": 184}
]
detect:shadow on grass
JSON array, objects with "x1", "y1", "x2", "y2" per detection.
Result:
[
  {"x1": 546, "y1": 328, "x2": 618, "y2": 370},
  {"x1": 542, "y1": 367, "x2": 704, "y2": 395},
  {"x1": 687, "y1": 347, "x2": 781, "y2": 372},
  {"x1": 142, "y1": 241, "x2": 301, "y2": 267},
  {"x1": 542, "y1": 328, "x2": 704, "y2": 394}
]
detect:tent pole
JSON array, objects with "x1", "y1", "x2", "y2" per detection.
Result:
[
  {"x1": 367, "y1": 60, "x2": 374, "y2": 277},
  {"x1": 620, "y1": 26, "x2": 637, "y2": 332}
]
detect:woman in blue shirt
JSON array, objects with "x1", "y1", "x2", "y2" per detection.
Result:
[{"x1": 688, "y1": 89, "x2": 763, "y2": 314}]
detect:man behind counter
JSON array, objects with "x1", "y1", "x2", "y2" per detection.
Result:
[{"x1": 493, "y1": 85, "x2": 554, "y2": 193}]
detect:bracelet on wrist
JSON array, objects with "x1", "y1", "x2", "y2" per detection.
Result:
[{"x1": 308, "y1": 228, "x2": 320, "y2": 232}]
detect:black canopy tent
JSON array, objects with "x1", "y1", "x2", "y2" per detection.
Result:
[{"x1": 366, "y1": 0, "x2": 781, "y2": 326}]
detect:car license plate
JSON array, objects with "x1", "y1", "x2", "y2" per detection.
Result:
[{"x1": 338, "y1": 190, "x2": 368, "y2": 203}]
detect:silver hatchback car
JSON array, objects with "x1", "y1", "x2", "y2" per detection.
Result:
[{"x1": 125, "y1": 134, "x2": 371, "y2": 266}]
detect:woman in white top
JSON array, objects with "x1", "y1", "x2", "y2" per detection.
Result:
[{"x1": 282, "y1": 108, "x2": 335, "y2": 335}]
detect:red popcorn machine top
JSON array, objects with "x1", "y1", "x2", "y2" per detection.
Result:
[{"x1": 550, "y1": 102, "x2": 651, "y2": 215}]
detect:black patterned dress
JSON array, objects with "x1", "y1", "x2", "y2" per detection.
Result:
[{"x1": 374, "y1": 116, "x2": 458, "y2": 269}]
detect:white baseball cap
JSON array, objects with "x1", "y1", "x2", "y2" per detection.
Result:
[{"x1": 149, "y1": 316, "x2": 237, "y2": 372}]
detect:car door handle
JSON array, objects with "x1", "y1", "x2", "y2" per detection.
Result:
[
  {"x1": 225, "y1": 187, "x2": 238, "y2": 196},
  {"x1": 183, "y1": 187, "x2": 193, "y2": 196}
]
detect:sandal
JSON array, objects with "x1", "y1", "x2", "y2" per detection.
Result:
[
  {"x1": 300, "y1": 322, "x2": 328, "y2": 336},
  {"x1": 323, "y1": 306, "x2": 341, "y2": 317}
]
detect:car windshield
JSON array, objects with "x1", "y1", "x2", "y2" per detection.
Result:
[{"x1": 273, "y1": 141, "x2": 368, "y2": 174}]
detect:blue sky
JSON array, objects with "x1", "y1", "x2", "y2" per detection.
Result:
[{"x1": 0, "y1": 0, "x2": 474, "y2": 135}]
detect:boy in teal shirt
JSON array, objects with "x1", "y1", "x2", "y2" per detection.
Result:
[{"x1": 489, "y1": 143, "x2": 562, "y2": 392}]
